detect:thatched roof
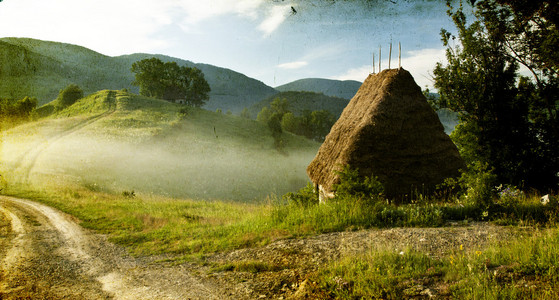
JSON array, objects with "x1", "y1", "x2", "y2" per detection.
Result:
[{"x1": 307, "y1": 68, "x2": 465, "y2": 199}]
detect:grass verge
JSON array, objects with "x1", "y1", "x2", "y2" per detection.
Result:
[
  {"x1": 314, "y1": 228, "x2": 559, "y2": 299},
  {"x1": 2, "y1": 180, "x2": 558, "y2": 259}
]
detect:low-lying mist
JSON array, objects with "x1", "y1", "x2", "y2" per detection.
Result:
[{"x1": 1, "y1": 119, "x2": 318, "y2": 202}]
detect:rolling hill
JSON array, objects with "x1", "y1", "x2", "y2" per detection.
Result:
[
  {"x1": 0, "y1": 38, "x2": 277, "y2": 113},
  {"x1": 0, "y1": 89, "x2": 319, "y2": 201},
  {"x1": 275, "y1": 78, "x2": 362, "y2": 100}
]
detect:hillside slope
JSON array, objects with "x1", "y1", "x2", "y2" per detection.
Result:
[
  {"x1": 0, "y1": 90, "x2": 319, "y2": 201},
  {"x1": 0, "y1": 38, "x2": 277, "y2": 112},
  {"x1": 249, "y1": 91, "x2": 349, "y2": 119},
  {"x1": 275, "y1": 78, "x2": 362, "y2": 100}
]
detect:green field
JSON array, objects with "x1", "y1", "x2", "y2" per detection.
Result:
[{"x1": 0, "y1": 89, "x2": 319, "y2": 202}]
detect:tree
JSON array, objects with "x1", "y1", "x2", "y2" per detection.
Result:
[
  {"x1": 0, "y1": 96, "x2": 37, "y2": 119},
  {"x1": 310, "y1": 110, "x2": 336, "y2": 141},
  {"x1": 57, "y1": 84, "x2": 83, "y2": 108},
  {"x1": 270, "y1": 98, "x2": 289, "y2": 116},
  {"x1": 268, "y1": 112, "x2": 284, "y2": 150},
  {"x1": 281, "y1": 112, "x2": 299, "y2": 133},
  {"x1": 433, "y1": 0, "x2": 559, "y2": 191},
  {"x1": 131, "y1": 57, "x2": 210, "y2": 107},
  {"x1": 256, "y1": 106, "x2": 272, "y2": 124},
  {"x1": 240, "y1": 108, "x2": 251, "y2": 119}
]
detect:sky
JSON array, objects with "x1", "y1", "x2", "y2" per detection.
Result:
[{"x1": 0, "y1": 0, "x2": 462, "y2": 89}]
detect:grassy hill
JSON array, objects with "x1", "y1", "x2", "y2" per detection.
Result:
[
  {"x1": 0, "y1": 38, "x2": 277, "y2": 113},
  {"x1": 249, "y1": 91, "x2": 350, "y2": 119},
  {"x1": 0, "y1": 90, "x2": 319, "y2": 202},
  {"x1": 275, "y1": 78, "x2": 362, "y2": 100}
]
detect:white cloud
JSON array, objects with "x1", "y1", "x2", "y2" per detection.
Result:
[
  {"x1": 176, "y1": 0, "x2": 264, "y2": 26},
  {"x1": 331, "y1": 48, "x2": 447, "y2": 89},
  {"x1": 400, "y1": 48, "x2": 447, "y2": 88},
  {"x1": 0, "y1": 0, "x2": 176, "y2": 55},
  {"x1": 277, "y1": 61, "x2": 308, "y2": 69},
  {"x1": 258, "y1": 4, "x2": 291, "y2": 35},
  {"x1": 332, "y1": 65, "x2": 371, "y2": 82},
  {"x1": 174, "y1": 1, "x2": 289, "y2": 36}
]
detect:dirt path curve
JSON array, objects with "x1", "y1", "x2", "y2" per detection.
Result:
[
  {"x1": 0, "y1": 196, "x2": 221, "y2": 299},
  {"x1": 10, "y1": 91, "x2": 118, "y2": 183}
]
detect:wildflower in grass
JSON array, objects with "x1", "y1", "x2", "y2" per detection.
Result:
[{"x1": 496, "y1": 184, "x2": 523, "y2": 199}]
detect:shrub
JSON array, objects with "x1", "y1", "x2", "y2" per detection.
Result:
[
  {"x1": 177, "y1": 107, "x2": 189, "y2": 120},
  {"x1": 283, "y1": 182, "x2": 318, "y2": 207},
  {"x1": 122, "y1": 190, "x2": 136, "y2": 198},
  {"x1": 333, "y1": 165, "x2": 384, "y2": 203},
  {"x1": 57, "y1": 84, "x2": 83, "y2": 108},
  {"x1": 444, "y1": 162, "x2": 497, "y2": 209},
  {"x1": 495, "y1": 184, "x2": 524, "y2": 209}
]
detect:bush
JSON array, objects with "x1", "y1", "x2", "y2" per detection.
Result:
[
  {"x1": 57, "y1": 84, "x2": 83, "y2": 108},
  {"x1": 444, "y1": 162, "x2": 497, "y2": 209},
  {"x1": 122, "y1": 190, "x2": 136, "y2": 198},
  {"x1": 495, "y1": 184, "x2": 524, "y2": 209},
  {"x1": 283, "y1": 182, "x2": 318, "y2": 207},
  {"x1": 177, "y1": 107, "x2": 189, "y2": 120},
  {"x1": 333, "y1": 165, "x2": 384, "y2": 203}
]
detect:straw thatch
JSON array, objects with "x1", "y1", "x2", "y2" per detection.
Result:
[{"x1": 307, "y1": 68, "x2": 464, "y2": 200}]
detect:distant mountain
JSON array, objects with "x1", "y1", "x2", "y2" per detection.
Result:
[
  {"x1": 0, "y1": 38, "x2": 277, "y2": 112},
  {"x1": 275, "y1": 78, "x2": 362, "y2": 100},
  {"x1": 249, "y1": 91, "x2": 349, "y2": 119}
]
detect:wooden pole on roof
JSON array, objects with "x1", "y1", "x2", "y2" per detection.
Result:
[
  {"x1": 379, "y1": 46, "x2": 381, "y2": 71},
  {"x1": 399, "y1": 42, "x2": 402, "y2": 69},
  {"x1": 372, "y1": 52, "x2": 375, "y2": 74},
  {"x1": 389, "y1": 42, "x2": 392, "y2": 69}
]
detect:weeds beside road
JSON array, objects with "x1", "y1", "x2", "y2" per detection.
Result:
[{"x1": 2, "y1": 181, "x2": 558, "y2": 299}]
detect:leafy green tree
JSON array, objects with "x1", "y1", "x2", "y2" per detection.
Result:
[
  {"x1": 268, "y1": 112, "x2": 284, "y2": 150},
  {"x1": 0, "y1": 96, "x2": 37, "y2": 119},
  {"x1": 240, "y1": 108, "x2": 251, "y2": 119},
  {"x1": 310, "y1": 110, "x2": 336, "y2": 141},
  {"x1": 257, "y1": 97, "x2": 336, "y2": 143},
  {"x1": 270, "y1": 98, "x2": 289, "y2": 116},
  {"x1": 131, "y1": 57, "x2": 210, "y2": 107},
  {"x1": 131, "y1": 57, "x2": 165, "y2": 98},
  {"x1": 297, "y1": 110, "x2": 315, "y2": 139},
  {"x1": 0, "y1": 96, "x2": 38, "y2": 130},
  {"x1": 433, "y1": 0, "x2": 559, "y2": 191},
  {"x1": 57, "y1": 84, "x2": 83, "y2": 108},
  {"x1": 256, "y1": 106, "x2": 272, "y2": 124},
  {"x1": 280, "y1": 112, "x2": 299, "y2": 133}
]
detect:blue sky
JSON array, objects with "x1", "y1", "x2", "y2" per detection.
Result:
[{"x1": 0, "y1": 0, "x2": 460, "y2": 89}]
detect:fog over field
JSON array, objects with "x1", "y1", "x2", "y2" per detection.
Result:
[{"x1": 0, "y1": 92, "x2": 319, "y2": 202}]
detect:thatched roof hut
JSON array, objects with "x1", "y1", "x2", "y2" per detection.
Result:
[{"x1": 307, "y1": 68, "x2": 464, "y2": 201}]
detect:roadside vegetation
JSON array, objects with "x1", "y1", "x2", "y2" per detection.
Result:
[
  {"x1": 315, "y1": 227, "x2": 559, "y2": 299},
  {"x1": 0, "y1": 96, "x2": 37, "y2": 130},
  {"x1": 2, "y1": 162, "x2": 558, "y2": 298}
]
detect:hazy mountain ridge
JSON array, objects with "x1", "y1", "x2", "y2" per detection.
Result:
[
  {"x1": 0, "y1": 38, "x2": 277, "y2": 111},
  {"x1": 275, "y1": 78, "x2": 362, "y2": 100},
  {"x1": 0, "y1": 37, "x2": 456, "y2": 132}
]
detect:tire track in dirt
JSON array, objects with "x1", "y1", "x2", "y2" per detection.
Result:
[
  {"x1": 0, "y1": 196, "x2": 221, "y2": 299},
  {"x1": 11, "y1": 91, "x2": 118, "y2": 183}
]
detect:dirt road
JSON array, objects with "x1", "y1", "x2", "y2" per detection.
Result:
[{"x1": 0, "y1": 196, "x2": 221, "y2": 299}]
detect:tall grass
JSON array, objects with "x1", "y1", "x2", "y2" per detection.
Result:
[
  {"x1": 4, "y1": 178, "x2": 558, "y2": 258},
  {"x1": 315, "y1": 228, "x2": 559, "y2": 299},
  {"x1": 3, "y1": 181, "x2": 289, "y2": 258}
]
